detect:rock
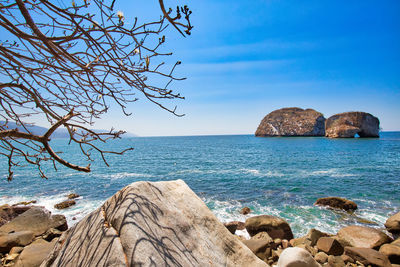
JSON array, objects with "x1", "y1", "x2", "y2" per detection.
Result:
[
  {"x1": 337, "y1": 225, "x2": 392, "y2": 249},
  {"x1": 308, "y1": 228, "x2": 330, "y2": 246},
  {"x1": 379, "y1": 243, "x2": 400, "y2": 264},
  {"x1": 327, "y1": 255, "x2": 345, "y2": 267},
  {"x1": 54, "y1": 200, "x2": 75, "y2": 210},
  {"x1": 344, "y1": 247, "x2": 391, "y2": 267},
  {"x1": 251, "y1": 232, "x2": 274, "y2": 243},
  {"x1": 0, "y1": 231, "x2": 34, "y2": 253},
  {"x1": 341, "y1": 254, "x2": 354, "y2": 263},
  {"x1": 385, "y1": 212, "x2": 400, "y2": 234},
  {"x1": 245, "y1": 215, "x2": 294, "y2": 240},
  {"x1": 255, "y1": 107, "x2": 326, "y2": 137},
  {"x1": 41, "y1": 180, "x2": 267, "y2": 266},
  {"x1": 315, "y1": 251, "x2": 329, "y2": 264},
  {"x1": 240, "y1": 207, "x2": 251, "y2": 215},
  {"x1": 325, "y1": 111, "x2": 380, "y2": 138},
  {"x1": 9, "y1": 246, "x2": 24, "y2": 254},
  {"x1": 282, "y1": 239, "x2": 290, "y2": 249},
  {"x1": 314, "y1": 197, "x2": 357, "y2": 211},
  {"x1": 276, "y1": 247, "x2": 320, "y2": 267},
  {"x1": 12, "y1": 200, "x2": 37, "y2": 206},
  {"x1": 0, "y1": 207, "x2": 67, "y2": 236},
  {"x1": 66, "y1": 193, "x2": 80, "y2": 199},
  {"x1": 0, "y1": 204, "x2": 31, "y2": 227},
  {"x1": 224, "y1": 221, "x2": 238, "y2": 234},
  {"x1": 296, "y1": 243, "x2": 317, "y2": 256},
  {"x1": 42, "y1": 228, "x2": 62, "y2": 242},
  {"x1": 14, "y1": 239, "x2": 57, "y2": 267},
  {"x1": 242, "y1": 239, "x2": 271, "y2": 260},
  {"x1": 317, "y1": 237, "x2": 344, "y2": 256}
]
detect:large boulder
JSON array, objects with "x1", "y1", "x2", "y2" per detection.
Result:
[
  {"x1": 316, "y1": 237, "x2": 344, "y2": 256},
  {"x1": 276, "y1": 247, "x2": 320, "y2": 267},
  {"x1": 245, "y1": 215, "x2": 294, "y2": 240},
  {"x1": 0, "y1": 230, "x2": 34, "y2": 253},
  {"x1": 337, "y1": 225, "x2": 392, "y2": 249},
  {"x1": 0, "y1": 207, "x2": 67, "y2": 236},
  {"x1": 255, "y1": 107, "x2": 325, "y2": 137},
  {"x1": 385, "y1": 212, "x2": 400, "y2": 234},
  {"x1": 344, "y1": 247, "x2": 391, "y2": 267},
  {"x1": 379, "y1": 242, "x2": 400, "y2": 264},
  {"x1": 41, "y1": 180, "x2": 267, "y2": 267},
  {"x1": 0, "y1": 204, "x2": 30, "y2": 227},
  {"x1": 314, "y1": 197, "x2": 357, "y2": 211},
  {"x1": 14, "y1": 239, "x2": 57, "y2": 267},
  {"x1": 325, "y1": 111, "x2": 380, "y2": 138}
]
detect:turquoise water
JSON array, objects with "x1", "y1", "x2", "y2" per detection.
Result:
[{"x1": 1, "y1": 132, "x2": 399, "y2": 237}]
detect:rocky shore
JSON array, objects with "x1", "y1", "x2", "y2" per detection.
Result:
[{"x1": 1, "y1": 180, "x2": 399, "y2": 267}]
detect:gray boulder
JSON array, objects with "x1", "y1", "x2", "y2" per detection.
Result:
[
  {"x1": 41, "y1": 180, "x2": 267, "y2": 267},
  {"x1": 0, "y1": 207, "x2": 67, "y2": 236},
  {"x1": 14, "y1": 239, "x2": 57, "y2": 267}
]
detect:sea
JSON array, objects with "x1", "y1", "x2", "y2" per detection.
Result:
[{"x1": 1, "y1": 132, "x2": 399, "y2": 238}]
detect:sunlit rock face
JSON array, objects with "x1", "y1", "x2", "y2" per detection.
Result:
[
  {"x1": 325, "y1": 112, "x2": 380, "y2": 138},
  {"x1": 255, "y1": 107, "x2": 326, "y2": 137}
]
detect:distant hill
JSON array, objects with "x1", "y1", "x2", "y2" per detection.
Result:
[{"x1": 0, "y1": 121, "x2": 137, "y2": 138}]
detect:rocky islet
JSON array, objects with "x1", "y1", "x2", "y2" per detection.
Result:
[{"x1": 255, "y1": 107, "x2": 380, "y2": 138}]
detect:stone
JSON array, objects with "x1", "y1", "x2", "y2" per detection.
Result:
[
  {"x1": 9, "y1": 246, "x2": 24, "y2": 254},
  {"x1": 344, "y1": 247, "x2": 391, "y2": 267},
  {"x1": 315, "y1": 251, "x2": 329, "y2": 264},
  {"x1": 379, "y1": 243, "x2": 400, "y2": 264},
  {"x1": 282, "y1": 239, "x2": 290, "y2": 249},
  {"x1": 14, "y1": 239, "x2": 57, "y2": 267},
  {"x1": 66, "y1": 193, "x2": 80, "y2": 199},
  {"x1": 255, "y1": 107, "x2": 326, "y2": 137},
  {"x1": 337, "y1": 225, "x2": 392, "y2": 249},
  {"x1": 12, "y1": 200, "x2": 37, "y2": 206},
  {"x1": 42, "y1": 228, "x2": 62, "y2": 242},
  {"x1": 385, "y1": 212, "x2": 400, "y2": 234},
  {"x1": 317, "y1": 237, "x2": 344, "y2": 256},
  {"x1": 0, "y1": 231, "x2": 34, "y2": 253},
  {"x1": 54, "y1": 200, "x2": 75, "y2": 210},
  {"x1": 0, "y1": 207, "x2": 67, "y2": 236},
  {"x1": 251, "y1": 232, "x2": 274, "y2": 244},
  {"x1": 242, "y1": 239, "x2": 271, "y2": 260},
  {"x1": 240, "y1": 207, "x2": 251, "y2": 215},
  {"x1": 308, "y1": 228, "x2": 330, "y2": 246},
  {"x1": 41, "y1": 180, "x2": 267, "y2": 266},
  {"x1": 341, "y1": 254, "x2": 354, "y2": 263},
  {"x1": 325, "y1": 112, "x2": 380, "y2": 138},
  {"x1": 327, "y1": 255, "x2": 345, "y2": 267},
  {"x1": 314, "y1": 197, "x2": 357, "y2": 211},
  {"x1": 296, "y1": 243, "x2": 317, "y2": 256},
  {"x1": 245, "y1": 215, "x2": 294, "y2": 240},
  {"x1": 276, "y1": 247, "x2": 320, "y2": 267},
  {"x1": 224, "y1": 222, "x2": 238, "y2": 234},
  {"x1": 0, "y1": 204, "x2": 30, "y2": 227}
]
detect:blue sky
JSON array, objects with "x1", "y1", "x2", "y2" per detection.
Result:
[{"x1": 101, "y1": 0, "x2": 400, "y2": 136}]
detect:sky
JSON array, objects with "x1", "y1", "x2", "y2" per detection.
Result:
[{"x1": 97, "y1": 1, "x2": 400, "y2": 136}]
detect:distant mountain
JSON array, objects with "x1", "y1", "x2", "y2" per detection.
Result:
[{"x1": 0, "y1": 121, "x2": 137, "y2": 138}]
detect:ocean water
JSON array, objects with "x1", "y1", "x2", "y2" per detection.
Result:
[{"x1": 1, "y1": 132, "x2": 399, "y2": 238}]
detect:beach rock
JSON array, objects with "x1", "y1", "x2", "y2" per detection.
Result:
[
  {"x1": 379, "y1": 243, "x2": 400, "y2": 264},
  {"x1": 0, "y1": 204, "x2": 31, "y2": 227},
  {"x1": 0, "y1": 207, "x2": 67, "y2": 236},
  {"x1": 314, "y1": 197, "x2": 357, "y2": 211},
  {"x1": 242, "y1": 239, "x2": 271, "y2": 260},
  {"x1": 315, "y1": 251, "x2": 329, "y2": 264},
  {"x1": 251, "y1": 231, "x2": 274, "y2": 243},
  {"x1": 317, "y1": 237, "x2": 344, "y2": 256},
  {"x1": 245, "y1": 215, "x2": 293, "y2": 240},
  {"x1": 385, "y1": 212, "x2": 400, "y2": 234},
  {"x1": 41, "y1": 180, "x2": 267, "y2": 267},
  {"x1": 255, "y1": 107, "x2": 326, "y2": 137},
  {"x1": 327, "y1": 255, "x2": 345, "y2": 267},
  {"x1": 240, "y1": 207, "x2": 251, "y2": 215},
  {"x1": 344, "y1": 247, "x2": 391, "y2": 267},
  {"x1": 325, "y1": 111, "x2": 380, "y2": 138},
  {"x1": 276, "y1": 247, "x2": 320, "y2": 267},
  {"x1": 54, "y1": 200, "x2": 75, "y2": 210},
  {"x1": 14, "y1": 239, "x2": 57, "y2": 267},
  {"x1": 66, "y1": 193, "x2": 80, "y2": 199},
  {"x1": 12, "y1": 200, "x2": 37, "y2": 206},
  {"x1": 0, "y1": 231, "x2": 34, "y2": 253},
  {"x1": 337, "y1": 225, "x2": 392, "y2": 249},
  {"x1": 224, "y1": 221, "x2": 238, "y2": 234}
]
